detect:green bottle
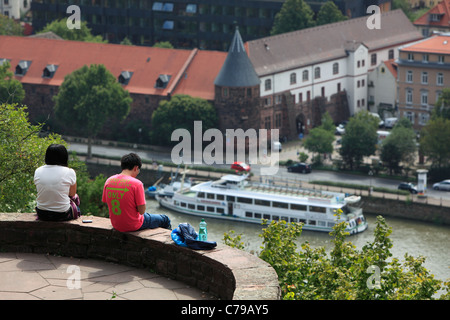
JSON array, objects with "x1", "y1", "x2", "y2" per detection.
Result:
[{"x1": 199, "y1": 218, "x2": 207, "y2": 241}]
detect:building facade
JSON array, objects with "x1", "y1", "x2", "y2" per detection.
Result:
[
  {"x1": 397, "y1": 34, "x2": 450, "y2": 131},
  {"x1": 414, "y1": 0, "x2": 450, "y2": 37},
  {"x1": 0, "y1": 0, "x2": 32, "y2": 19}
]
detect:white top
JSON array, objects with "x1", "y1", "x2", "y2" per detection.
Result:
[{"x1": 34, "y1": 165, "x2": 76, "y2": 212}]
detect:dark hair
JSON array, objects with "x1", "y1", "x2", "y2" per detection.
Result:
[
  {"x1": 121, "y1": 153, "x2": 142, "y2": 171},
  {"x1": 45, "y1": 144, "x2": 69, "y2": 166}
]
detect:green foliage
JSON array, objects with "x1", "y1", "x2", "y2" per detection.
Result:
[
  {"x1": 298, "y1": 152, "x2": 309, "y2": 163},
  {"x1": 271, "y1": 0, "x2": 315, "y2": 35},
  {"x1": 340, "y1": 111, "x2": 378, "y2": 170},
  {"x1": 153, "y1": 41, "x2": 174, "y2": 49},
  {"x1": 224, "y1": 215, "x2": 449, "y2": 300},
  {"x1": 0, "y1": 14, "x2": 24, "y2": 36},
  {"x1": 54, "y1": 64, "x2": 132, "y2": 156},
  {"x1": 0, "y1": 104, "x2": 65, "y2": 212},
  {"x1": 38, "y1": 19, "x2": 106, "y2": 43},
  {"x1": 381, "y1": 125, "x2": 417, "y2": 175},
  {"x1": 316, "y1": 1, "x2": 347, "y2": 26},
  {"x1": 0, "y1": 61, "x2": 25, "y2": 104},
  {"x1": 150, "y1": 94, "x2": 218, "y2": 146},
  {"x1": 68, "y1": 154, "x2": 108, "y2": 217},
  {"x1": 420, "y1": 117, "x2": 450, "y2": 168},
  {"x1": 433, "y1": 88, "x2": 450, "y2": 120},
  {"x1": 223, "y1": 230, "x2": 245, "y2": 250},
  {"x1": 303, "y1": 127, "x2": 334, "y2": 164}
]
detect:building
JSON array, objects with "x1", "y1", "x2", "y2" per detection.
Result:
[
  {"x1": 306, "y1": 0, "x2": 392, "y2": 18},
  {"x1": 368, "y1": 59, "x2": 398, "y2": 117},
  {"x1": 31, "y1": 0, "x2": 284, "y2": 51},
  {"x1": 0, "y1": 0, "x2": 32, "y2": 20},
  {"x1": 246, "y1": 9, "x2": 423, "y2": 136},
  {"x1": 397, "y1": 34, "x2": 450, "y2": 131},
  {"x1": 0, "y1": 34, "x2": 227, "y2": 141},
  {"x1": 414, "y1": 0, "x2": 450, "y2": 37}
]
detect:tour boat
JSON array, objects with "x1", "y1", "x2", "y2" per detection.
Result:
[{"x1": 156, "y1": 174, "x2": 368, "y2": 234}]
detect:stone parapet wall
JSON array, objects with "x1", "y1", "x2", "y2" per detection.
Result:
[{"x1": 0, "y1": 213, "x2": 280, "y2": 300}]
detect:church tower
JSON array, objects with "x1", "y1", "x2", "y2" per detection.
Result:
[{"x1": 214, "y1": 27, "x2": 261, "y2": 133}]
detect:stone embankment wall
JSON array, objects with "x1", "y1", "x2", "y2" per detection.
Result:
[{"x1": 0, "y1": 213, "x2": 280, "y2": 300}]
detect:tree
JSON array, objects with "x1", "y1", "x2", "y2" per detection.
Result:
[
  {"x1": 0, "y1": 103, "x2": 65, "y2": 212},
  {"x1": 153, "y1": 41, "x2": 174, "y2": 49},
  {"x1": 303, "y1": 127, "x2": 334, "y2": 164},
  {"x1": 0, "y1": 61, "x2": 25, "y2": 104},
  {"x1": 0, "y1": 14, "x2": 24, "y2": 36},
  {"x1": 270, "y1": 0, "x2": 315, "y2": 35},
  {"x1": 339, "y1": 111, "x2": 378, "y2": 170},
  {"x1": 433, "y1": 88, "x2": 450, "y2": 120},
  {"x1": 54, "y1": 64, "x2": 132, "y2": 158},
  {"x1": 38, "y1": 19, "x2": 106, "y2": 43},
  {"x1": 319, "y1": 111, "x2": 335, "y2": 133},
  {"x1": 150, "y1": 94, "x2": 218, "y2": 146},
  {"x1": 381, "y1": 125, "x2": 417, "y2": 175},
  {"x1": 316, "y1": 1, "x2": 347, "y2": 26},
  {"x1": 420, "y1": 117, "x2": 450, "y2": 168}
]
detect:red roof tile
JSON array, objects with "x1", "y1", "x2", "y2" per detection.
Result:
[
  {"x1": 0, "y1": 36, "x2": 226, "y2": 100},
  {"x1": 414, "y1": 0, "x2": 450, "y2": 27},
  {"x1": 401, "y1": 35, "x2": 450, "y2": 54}
]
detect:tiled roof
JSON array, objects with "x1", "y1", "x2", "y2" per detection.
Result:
[
  {"x1": 414, "y1": 0, "x2": 450, "y2": 27},
  {"x1": 0, "y1": 36, "x2": 227, "y2": 100},
  {"x1": 247, "y1": 9, "x2": 423, "y2": 76},
  {"x1": 400, "y1": 34, "x2": 450, "y2": 54}
]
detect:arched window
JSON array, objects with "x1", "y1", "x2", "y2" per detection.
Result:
[
  {"x1": 290, "y1": 72, "x2": 296, "y2": 85},
  {"x1": 265, "y1": 79, "x2": 272, "y2": 91},
  {"x1": 314, "y1": 67, "x2": 321, "y2": 79},
  {"x1": 302, "y1": 70, "x2": 308, "y2": 82}
]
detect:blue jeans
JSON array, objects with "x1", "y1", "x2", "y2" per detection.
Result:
[{"x1": 139, "y1": 213, "x2": 171, "y2": 230}]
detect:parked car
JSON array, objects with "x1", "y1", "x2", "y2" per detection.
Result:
[
  {"x1": 335, "y1": 123, "x2": 346, "y2": 135},
  {"x1": 287, "y1": 163, "x2": 312, "y2": 174},
  {"x1": 433, "y1": 179, "x2": 450, "y2": 191},
  {"x1": 231, "y1": 161, "x2": 251, "y2": 172},
  {"x1": 272, "y1": 141, "x2": 282, "y2": 151},
  {"x1": 384, "y1": 117, "x2": 398, "y2": 129},
  {"x1": 397, "y1": 182, "x2": 418, "y2": 194}
]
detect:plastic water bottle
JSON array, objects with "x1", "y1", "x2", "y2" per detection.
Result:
[{"x1": 199, "y1": 218, "x2": 207, "y2": 241}]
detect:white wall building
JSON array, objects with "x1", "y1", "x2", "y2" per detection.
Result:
[{"x1": 0, "y1": 0, "x2": 32, "y2": 20}]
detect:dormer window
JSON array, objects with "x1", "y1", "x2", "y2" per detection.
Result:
[
  {"x1": 118, "y1": 71, "x2": 133, "y2": 85},
  {"x1": 15, "y1": 60, "x2": 32, "y2": 76},
  {"x1": 42, "y1": 64, "x2": 58, "y2": 78},
  {"x1": 155, "y1": 74, "x2": 171, "y2": 89}
]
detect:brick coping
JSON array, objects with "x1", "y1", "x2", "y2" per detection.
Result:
[{"x1": 0, "y1": 212, "x2": 280, "y2": 300}]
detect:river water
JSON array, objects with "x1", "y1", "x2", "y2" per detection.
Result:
[{"x1": 146, "y1": 199, "x2": 450, "y2": 285}]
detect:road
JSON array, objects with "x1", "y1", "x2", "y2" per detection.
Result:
[{"x1": 68, "y1": 142, "x2": 450, "y2": 201}]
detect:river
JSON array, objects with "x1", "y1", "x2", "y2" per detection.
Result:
[{"x1": 146, "y1": 199, "x2": 450, "y2": 285}]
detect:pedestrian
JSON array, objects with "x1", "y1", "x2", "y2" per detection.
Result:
[
  {"x1": 34, "y1": 144, "x2": 80, "y2": 221},
  {"x1": 102, "y1": 153, "x2": 171, "y2": 232}
]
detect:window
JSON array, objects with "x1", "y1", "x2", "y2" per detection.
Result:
[
  {"x1": 118, "y1": 70, "x2": 133, "y2": 85},
  {"x1": 422, "y1": 54, "x2": 429, "y2": 63},
  {"x1": 255, "y1": 199, "x2": 270, "y2": 206},
  {"x1": 197, "y1": 205, "x2": 205, "y2": 211},
  {"x1": 162, "y1": 20, "x2": 174, "y2": 30},
  {"x1": 419, "y1": 113, "x2": 429, "y2": 126},
  {"x1": 264, "y1": 79, "x2": 271, "y2": 91},
  {"x1": 314, "y1": 67, "x2": 320, "y2": 79},
  {"x1": 188, "y1": 204, "x2": 195, "y2": 209},
  {"x1": 406, "y1": 70, "x2": 413, "y2": 83},
  {"x1": 438, "y1": 55, "x2": 445, "y2": 64},
  {"x1": 152, "y1": 2, "x2": 163, "y2": 10},
  {"x1": 421, "y1": 90, "x2": 428, "y2": 106},
  {"x1": 291, "y1": 204, "x2": 307, "y2": 211},
  {"x1": 15, "y1": 60, "x2": 31, "y2": 76},
  {"x1": 272, "y1": 201, "x2": 288, "y2": 209},
  {"x1": 42, "y1": 64, "x2": 58, "y2": 79},
  {"x1": 237, "y1": 197, "x2": 252, "y2": 204},
  {"x1": 207, "y1": 206, "x2": 214, "y2": 212},
  {"x1": 206, "y1": 193, "x2": 215, "y2": 199},
  {"x1": 333, "y1": 63, "x2": 339, "y2": 75},
  {"x1": 264, "y1": 116, "x2": 271, "y2": 129},
  {"x1": 388, "y1": 49, "x2": 394, "y2": 60},
  {"x1": 421, "y1": 72, "x2": 428, "y2": 85},
  {"x1": 437, "y1": 73, "x2": 444, "y2": 86},
  {"x1": 406, "y1": 89, "x2": 413, "y2": 105},
  {"x1": 407, "y1": 53, "x2": 414, "y2": 61},
  {"x1": 155, "y1": 74, "x2": 172, "y2": 88},
  {"x1": 290, "y1": 72, "x2": 296, "y2": 85},
  {"x1": 371, "y1": 53, "x2": 377, "y2": 66},
  {"x1": 405, "y1": 111, "x2": 414, "y2": 124},
  {"x1": 186, "y1": 4, "x2": 197, "y2": 13},
  {"x1": 302, "y1": 70, "x2": 309, "y2": 82},
  {"x1": 163, "y1": 3, "x2": 174, "y2": 11}
]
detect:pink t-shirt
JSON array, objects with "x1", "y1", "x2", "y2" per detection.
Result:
[{"x1": 102, "y1": 174, "x2": 145, "y2": 232}]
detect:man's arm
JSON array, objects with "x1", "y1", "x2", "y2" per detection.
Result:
[{"x1": 137, "y1": 204, "x2": 146, "y2": 215}]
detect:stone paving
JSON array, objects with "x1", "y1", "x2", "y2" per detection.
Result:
[{"x1": 0, "y1": 252, "x2": 216, "y2": 300}]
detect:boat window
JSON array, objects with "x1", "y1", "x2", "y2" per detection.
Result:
[
  {"x1": 188, "y1": 204, "x2": 195, "y2": 209},
  {"x1": 255, "y1": 199, "x2": 270, "y2": 206},
  {"x1": 198, "y1": 192, "x2": 205, "y2": 198},
  {"x1": 207, "y1": 206, "x2": 214, "y2": 212},
  {"x1": 245, "y1": 211, "x2": 253, "y2": 218},
  {"x1": 327, "y1": 222, "x2": 335, "y2": 228},
  {"x1": 318, "y1": 221, "x2": 326, "y2": 227},
  {"x1": 237, "y1": 197, "x2": 252, "y2": 204},
  {"x1": 310, "y1": 206, "x2": 327, "y2": 213},
  {"x1": 197, "y1": 205, "x2": 205, "y2": 211},
  {"x1": 216, "y1": 194, "x2": 224, "y2": 200},
  {"x1": 273, "y1": 216, "x2": 279, "y2": 221},
  {"x1": 174, "y1": 201, "x2": 179, "y2": 205},
  {"x1": 181, "y1": 202, "x2": 186, "y2": 207},
  {"x1": 299, "y1": 219, "x2": 306, "y2": 224},
  {"x1": 308, "y1": 220, "x2": 316, "y2": 225},
  {"x1": 339, "y1": 205, "x2": 350, "y2": 214},
  {"x1": 227, "y1": 196, "x2": 235, "y2": 202},
  {"x1": 281, "y1": 216, "x2": 289, "y2": 222},
  {"x1": 290, "y1": 217, "x2": 298, "y2": 223},
  {"x1": 217, "y1": 208, "x2": 225, "y2": 214},
  {"x1": 254, "y1": 213, "x2": 262, "y2": 219},
  {"x1": 291, "y1": 204, "x2": 307, "y2": 211},
  {"x1": 206, "y1": 193, "x2": 215, "y2": 199},
  {"x1": 272, "y1": 201, "x2": 288, "y2": 209},
  {"x1": 263, "y1": 214, "x2": 271, "y2": 220}
]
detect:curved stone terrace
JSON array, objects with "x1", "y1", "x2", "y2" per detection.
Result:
[{"x1": 0, "y1": 212, "x2": 280, "y2": 300}]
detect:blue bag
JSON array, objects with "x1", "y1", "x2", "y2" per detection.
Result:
[{"x1": 171, "y1": 223, "x2": 217, "y2": 250}]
